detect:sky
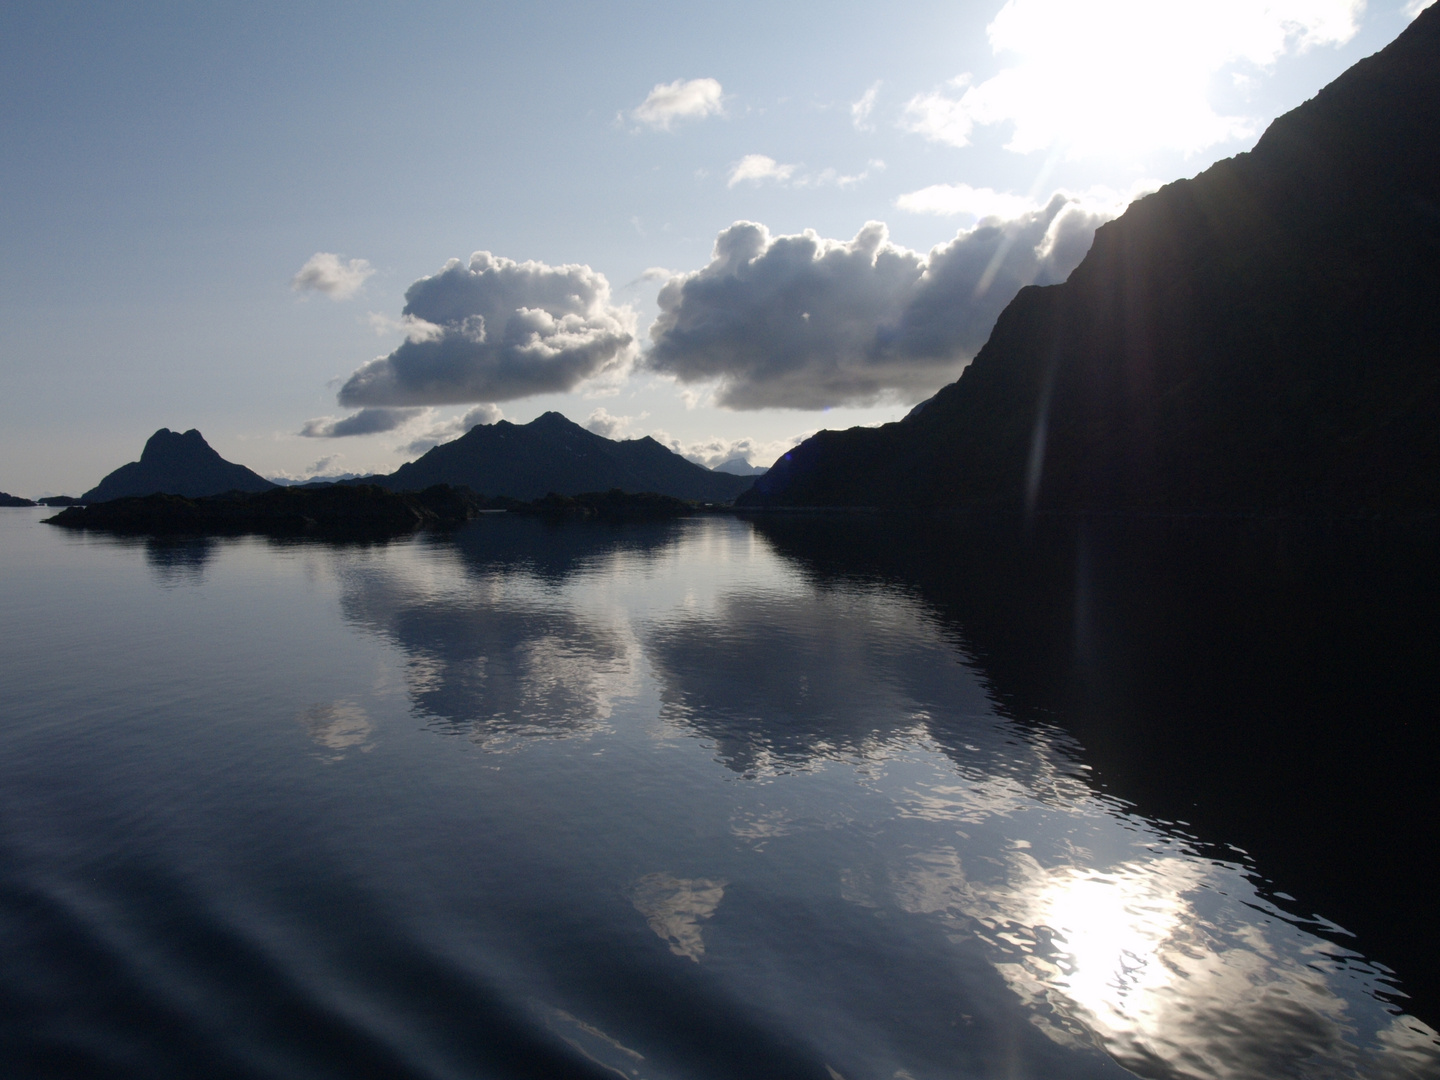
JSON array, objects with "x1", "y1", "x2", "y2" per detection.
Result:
[{"x1": 1, "y1": 0, "x2": 1431, "y2": 496}]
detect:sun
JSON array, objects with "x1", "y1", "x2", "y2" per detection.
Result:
[{"x1": 912, "y1": 0, "x2": 1364, "y2": 164}]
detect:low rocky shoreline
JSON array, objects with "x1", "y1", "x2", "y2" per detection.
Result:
[
  {"x1": 43, "y1": 484, "x2": 486, "y2": 538},
  {"x1": 43, "y1": 484, "x2": 707, "y2": 537}
]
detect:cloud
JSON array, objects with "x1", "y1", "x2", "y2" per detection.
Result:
[
  {"x1": 402, "y1": 404, "x2": 504, "y2": 456},
  {"x1": 901, "y1": 0, "x2": 1362, "y2": 159},
  {"x1": 650, "y1": 430, "x2": 814, "y2": 470},
  {"x1": 728, "y1": 154, "x2": 796, "y2": 187},
  {"x1": 1406, "y1": 0, "x2": 1435, "y2": 17},
  {"x1": 366, "y1": 311, "x2": 445, "y2": 341},
  {"x1": 900, "y1": 77, "x2": 976, "y2": 148},
  {"x1": 851, "y1": 82, "x2": 881, "y2": 131},
  {"x1": 727, "y1": 155, "x2": 881, "y2": 190},
  {"x1": 897, "y1": 179, "x2": 1158, "y2": 221},
  {"x1": 268, "y1": 454, "x2": 357, "y2": 482},
  {"x1": 300, "y1": 406, "x2": 425, "y2": 438},
  {"x1": 585, "y1": 408, "x2": 639, "y2": 440},
  {"x1": 336, "y1": 251, "x2": 637, "y2": 408},
  {"x1": 896, "y1": 183, "x2": 1039, "y2": 219},
  {"x1": 291, "y1": 252, "x2": 375, "y2": 300},
  {"x1": 799, "y1": 160, "x2": 884, "y2": 188},
  {"x1": 645, "y1": 194, "x2": 1122, "y2": 410},
  {"x1": 632, "y1": 77, "x2": 724, "y2": 130}
]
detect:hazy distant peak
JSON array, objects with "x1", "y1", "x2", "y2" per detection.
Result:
[{"x1": 712, "y1": 456, "x2": 768, "y2": 476}]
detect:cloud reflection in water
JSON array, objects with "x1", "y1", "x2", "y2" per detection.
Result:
[
  {"x1": 328, "y1": 517, "x2": 1438, "y2": 1077},
  {"x1": 639, "y1": 540, "x2": 1439, "y2": 1077},
  {"x1": 336, "y1": 553, "x2": 640, "y2": 750}
]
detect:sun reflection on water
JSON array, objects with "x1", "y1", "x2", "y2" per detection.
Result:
[{"x1": 892, "y1": 835, "x2": 1440, "y2": 1079}]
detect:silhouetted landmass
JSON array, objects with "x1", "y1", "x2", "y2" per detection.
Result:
[
  {"x1": 45, "y1": 484, "x2": 483, "y2": 538},
  {"x1": 513, "y1": 489, "x2": 697, "y2": 520},
  {"x1": 380, "y1": 412, "x2": 753, "y2": 502},
  {"x1": 270, "y1": 472, "x2": 365, "y2": 486},
  {"x1": 744, "y1": 7, "x2": 1440, "y2": 514},
  {"x1": 711, "y1": 457, "x2": 768, "y2": 476},
  {"x1": 36, "y1": 495, "x2": 81, "y2": 506},
  {"x1": 81, "y1": 429, "x2": 277, "y2": 503},
  {"x1": 0, "y1": 491, "x2": 37, "y2": 507}
]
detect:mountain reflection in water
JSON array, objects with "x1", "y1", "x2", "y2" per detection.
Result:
[{"x1": 1, "y1": 510, "x2": 1436, "y2": 1079}]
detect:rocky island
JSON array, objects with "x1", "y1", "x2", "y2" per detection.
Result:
[{"x1": 45, "y1": 484, "x2": 485, "y2": 539}]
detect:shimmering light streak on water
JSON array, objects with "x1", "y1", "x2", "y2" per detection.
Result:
[{"x1": 0, "y1": 507, "x2": 1435, "y2": 1079}]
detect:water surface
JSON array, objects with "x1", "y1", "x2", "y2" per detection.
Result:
[{"x1": 1, "y1": 507, "x2": 1436, "y2": 1079}]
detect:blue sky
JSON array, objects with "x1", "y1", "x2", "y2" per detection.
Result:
[{"x1": 0, "y1": 0, "x2": 1428, "y2": 495}]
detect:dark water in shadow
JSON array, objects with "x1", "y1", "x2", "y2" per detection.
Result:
[
  {"x1": 1, "y1": 507, "x2": 1436, "y2": 1079},
  {"x1": 745, "y1": 511, "x2": 1440, "y2": 1025}
]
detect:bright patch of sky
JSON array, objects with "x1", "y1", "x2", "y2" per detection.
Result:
[{"x1": 0, "y1": 0, "x2": 1423, "y2": 494}]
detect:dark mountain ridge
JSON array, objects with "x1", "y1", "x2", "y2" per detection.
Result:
[
  {"x1": 744, "y1": 6, "x2": 1440, "y2": 514},
  {"x1": 81, "y1": 429, "x2": 276, "y2": 503},
  {"x1": 380, "y1": 411, "x2": 753, "y2": 502}
]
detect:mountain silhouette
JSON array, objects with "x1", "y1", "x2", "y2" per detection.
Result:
[
  {"x1": 712, "y1": 456, "x2": 768, "y2": 476},
  {"x1": 379, "y1": 412, "x2": 754, "y2": 502},
  {"x1": 81, "y1": 429, "x2": 277, "y2": 503},
  {"x1": 0, "y1": 491, "x2": 37, "y2": 507},
  {"x1": 744, "y1": 6, "x2": 1440, "y2": 514}
]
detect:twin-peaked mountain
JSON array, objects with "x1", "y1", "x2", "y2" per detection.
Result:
[
  {"x1": 745, "y1": 5, "x2": 1440, "y2": 514},
  {"x1": 381, "y1": 412, "x2": 753, "y2": 502},
  {"x1": 75, "y1": 415, "x2": 754, "y2": 505},
  {"x1": 81, "y1": 429, "x2": 276, "y2": 503}
]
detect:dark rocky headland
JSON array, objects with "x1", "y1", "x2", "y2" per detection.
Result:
[{"x1": 744, "y1": 6, "x2": 1440, "y2": 516}]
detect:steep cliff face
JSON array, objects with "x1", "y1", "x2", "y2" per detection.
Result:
[
  {"x1": 745, "y1": 6, "x2": 1440, "y2": 513},
  {"x1": 81, "y1": 429, "x2": 276, "y2": 503}
]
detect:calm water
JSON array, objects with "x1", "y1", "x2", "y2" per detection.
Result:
[{"x1": 1, "y1": 506, "x2": 1437, "y2": 1079}]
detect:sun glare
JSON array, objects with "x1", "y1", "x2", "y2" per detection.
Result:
[{"x1": 914, "y1": 0, "x2": 1364, "y2": 162}]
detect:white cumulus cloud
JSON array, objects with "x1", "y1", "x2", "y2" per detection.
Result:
[
  {"x1": 646, "y1": 194, "x2": 1123, "y2": 410},
  {"x1": 728, "y1": 154, "x2": 797, "y2": 187},
  {"x1": 632, "y1": 78, "x2": 724, "y2": 130},
  {"x1": 336, "y1": 251, "x2": 637, "y2": 408},
  {"x1": 585, "y1": 407, "x2": 639, "y2": 439},
  {"x1": 896, "y1": 183, "x2": 1040, "y2": 219},
  {"x1": 902, "y1": 0, "x2": 1363, "y2": 160},
  {"x1": 291, "y1": 252, "x2": 375, "y2": 300}
]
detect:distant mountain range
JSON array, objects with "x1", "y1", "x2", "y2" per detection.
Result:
[
  {"x1": 270, "y1": 472, "x2": 367, "y2": 487},
  {"x1": 1, "y1": 491, "x2": 37, "y2": 507},
  {"x1": 378, "y1": 412, "x2": 754, "y2": 502},
  {"x1": 712, "y1": 457, "x2": 768, "y2": 477},
  {"x1": 744, "y1": 5, "x2": 1440, "y2": 514},
  {"x1": 72, "y1": 414, "x2": 757, "y2": 505},
  {"x1": 82, "y1": 429, "x2": 277, "y2": 503}
]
